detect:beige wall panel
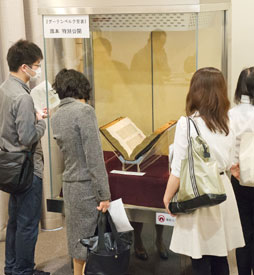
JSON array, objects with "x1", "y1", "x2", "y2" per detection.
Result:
[
  {"x1": 0, "y1": 0, "x2": 26, "y2": 80},
  {"x1": 230, "y1": 0, "x2": 254, "y2": 104}
]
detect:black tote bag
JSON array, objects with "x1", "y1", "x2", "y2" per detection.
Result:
[{"x1": 80, "y1": 211, "x2": 132, "y2": 275}]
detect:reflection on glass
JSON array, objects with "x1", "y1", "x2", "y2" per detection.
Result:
[
  {"x1": 93, "y1": 29, "x2": 197, "y2": 137},
  {"x1": 130, "y1": 31, "x2": 171, "y2": 82},
  {"x1": 93, "y1": 31, "x2": 153, "y2": 154},
  {"x1": 198, "y1": 11, "x2": 223, "y2": 70}
]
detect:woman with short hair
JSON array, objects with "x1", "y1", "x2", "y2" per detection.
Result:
[{"x1": 51, "y1": 69, "x2": 111, "y2": 275}]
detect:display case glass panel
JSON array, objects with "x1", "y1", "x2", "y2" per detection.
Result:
[{"x1": 198, "y1": 11, "x2": 224, "y2": 69}]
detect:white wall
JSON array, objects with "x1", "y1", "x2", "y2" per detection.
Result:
[
  {"x1": 229, "y1": 0, "x2": 254, "y2": 103},
  {"x1": 0, "y1": 0, "x2": 26, "y2": 82}
]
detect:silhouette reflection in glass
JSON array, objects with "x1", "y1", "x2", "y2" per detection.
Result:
[
  {"x1": 130, "y1": 31, "x2": 171, "y2": 84},
  {"x1": 129, "y1": 31, "x2": 170, "y2": 261},
  {"x1": 93, "y1": 36, "x2": 130, "y2": 103},
  {"x1": 184, "y1": 54, "x2": 196, "y2": 81}
]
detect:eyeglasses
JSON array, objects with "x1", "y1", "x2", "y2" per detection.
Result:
[
  {"x1": 27, "y1": 63, "x2": 41, "y2": 69},
  {"x1": 32, "y1": 64, "x2": 41, "y2": 68}
]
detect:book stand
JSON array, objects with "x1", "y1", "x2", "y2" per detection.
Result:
[{"x1": 103, "y1": 127, "x2": 175, "y2": 172}]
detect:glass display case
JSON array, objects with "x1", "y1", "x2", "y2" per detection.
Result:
[
  {"x1": 39, "y1": 0, "x2": 229, "y2": 200},
  {"x1": 38, "y1": 0, "x2": 230, "y2": 273}
]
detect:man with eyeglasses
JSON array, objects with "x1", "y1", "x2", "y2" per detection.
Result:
[{"x1": 0, "y1": 39, "x2": 49, "y2": 275}]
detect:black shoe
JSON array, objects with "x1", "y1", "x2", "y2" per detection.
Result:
[
  {"x1": 156, "y1": 242, "x2": 169, "y2": 260},
  {"x1": 134, "y1": 246, "x2": 149, "y2": 261},
  {"x1": 33, "y1": 270, "x2": 50, "y2": 275}
]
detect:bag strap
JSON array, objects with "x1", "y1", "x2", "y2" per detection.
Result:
[
  {"x1": 97, "y1": 211, "x2": 121, "y2": 251},
  {"x1": 0, "y1": 142, "x2": 37, "y2": 154},
  {"x1": 187, "y1": 117, "x2": 210, "y2": 158},
  {"x1": 97, "y1": 212, "x2": 107, "y2": 250},
  {"x1": 186, "y1": 117, "x2": 200, "y2": 197},
  {"x1": 188, "y1": 117, "x2": 201, "y2": 136}
]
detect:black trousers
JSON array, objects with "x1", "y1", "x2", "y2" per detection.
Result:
[
  {"x1": 191, "y1": 256, "x2": 229, "y2": 275},
  {"x1": 231, "y1": 176, "x2": 254, "y2": 275}
]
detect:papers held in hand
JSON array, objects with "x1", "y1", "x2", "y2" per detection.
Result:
[
  {"x1": 30, "y1": 81, "x2": 60, "y2": 115},
  {"x1": 100, "y1": 117, "x2": 177, "y2": 161},
  {"x1": 108, "y1": 198, "x2": 134, "y2": 232}
]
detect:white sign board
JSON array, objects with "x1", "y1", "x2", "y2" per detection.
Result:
[
  {"x1": 156, "y1": 212, "x2": 175, "y2": 226},
  {"x1": 43, "y1": 15, "x2": 90, "y2": 38}
]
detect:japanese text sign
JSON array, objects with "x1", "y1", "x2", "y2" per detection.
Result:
[
  {"x1": 156, "y1": 212, "x2": 175, "y2": 226},
  {"x1": 43, "y1": 15, "x2": 90, "y2": 38}
]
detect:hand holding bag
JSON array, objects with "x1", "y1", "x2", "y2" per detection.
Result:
[
  {"x1": 80, "y1": 211, "x2": 133, "y2": 275},
  {"x1": 169, "y1": 117, "x2": 227, "y2": 214}
]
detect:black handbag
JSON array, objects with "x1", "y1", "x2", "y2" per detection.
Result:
[
  {"x1": 0, "y1": 149, "x2": 34, "y2": 194},
  {"x1": 80, "y1": 211, "x2": 133, "y2": 275}
]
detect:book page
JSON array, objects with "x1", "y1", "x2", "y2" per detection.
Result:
[
  {"x1": 106, "y1": 117, "x2": 146, "y2": 157},
  {"x1": 130, "y1": 120, "x2": 176, "y2": 159},
  {"x1": 30, "y1": 81, "x2": 60, "y2": 115}
]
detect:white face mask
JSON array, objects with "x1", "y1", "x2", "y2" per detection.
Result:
[{"x1": 25, "y1": 66, "x2": 42, "y2": 81}]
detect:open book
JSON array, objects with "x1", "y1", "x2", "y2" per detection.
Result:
[{"x1": 100, "y1": 117, "x2": 177, "y2": 161}]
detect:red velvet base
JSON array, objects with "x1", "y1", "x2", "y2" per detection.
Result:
[{"x1": 104, "y1": 151, "x2": 169, "y2": 209}]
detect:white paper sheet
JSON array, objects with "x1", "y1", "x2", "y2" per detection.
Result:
[
  {"x1": 108, "y1": 198, "x2": 134, "y2": 233},
  {"x1": 110, "y1": 170, "x2": 145, "y2": 176},
  {"x1": 30, "y1": 81, "x2": 60, "y2": 114}
]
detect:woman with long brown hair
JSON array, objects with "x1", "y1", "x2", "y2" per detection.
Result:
[{"x1": 163, "y1": 67, "x2": 244, "y2": 275}]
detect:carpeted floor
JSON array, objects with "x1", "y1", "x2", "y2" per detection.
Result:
[{"x1": 0, "y1": 223, "x2": 237, "y2": 275}]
